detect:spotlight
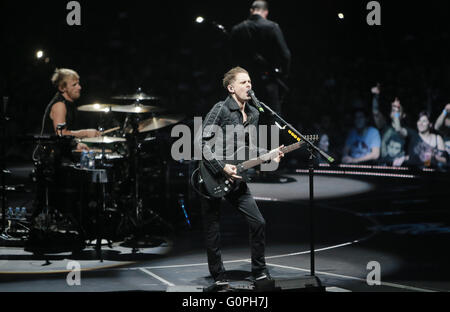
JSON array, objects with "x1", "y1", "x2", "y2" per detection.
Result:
[
  {"x1": 195, "y1": 16, "x2": 204, "y2": 24},
  {"x1": 36, "y1": 50, "x2": 44, "y2": 59},
  {"x1": 338, "y1": 13, "x2": 344, "y2": 19}
]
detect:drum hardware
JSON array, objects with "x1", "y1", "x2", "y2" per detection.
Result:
[
  {"x1": 112, "y1": 87, "x2": 160, "y2": 101},
  {"x1": 73, "y1": 165, "x2": 112, "y2": 261},
  {"x1": 125, "y1": 114, "x2": 142, "y2": 222},
  {"x1": 81, "y1": 136, "x2": 126, "y2": 144},
  {"x1": 33, "y1": 137, "x2": 78, "y2": 228},
  {"x1": 21, "y1": 88, "x2": 181, "y2": 253},
  {"x1": 0, "y1": 183, "x2": 29, "y2": 242},
  {"x1": 125, "y1": 114, "x2": 185, "y2": 133},
  {"x1": 21, "y1": 134, "x2": 92, "y2": 250},
  {"x1": 22, "y1": 136, "x2": 87, "y2": 254},
  {"x1": 30, "y1": 136, "x2": 125, "y2": 247},
  {"x1": 118, "y1": 110, "x2": 176, "y2": 249},
  {"x1": 110, "y1": 102, "x2": 166, "y2": 114},
  {"x1": 73, "y1": 148, "x2": 113, "y2": 154},
  {"x1": 144, "y1": 136, "x2": 157, "y2": 142},
  {"x1": 0, "y1": 184, "x2": 25, "y2": 192},
  {"x1": 77, "y1": 103, "x2": 118, "y2": 112},
  {"x1": 1, "y1": 96, "x2": 10, "y2": 237}
]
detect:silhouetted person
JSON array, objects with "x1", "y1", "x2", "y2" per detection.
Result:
[{"x1": 230, "y1": 0, "x2": 291, "y2": 114}]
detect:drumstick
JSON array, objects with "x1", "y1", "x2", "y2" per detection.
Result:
[{"x1": 101, "y1": 126, "x2": 120, "y2": 135}]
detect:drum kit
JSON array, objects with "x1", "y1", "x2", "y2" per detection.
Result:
[{"x1": 28, "y1": 89, "x2": 189, "y2": 257}]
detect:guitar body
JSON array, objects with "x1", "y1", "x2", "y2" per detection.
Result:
[
  {"x1": 197, "y1": 136, "x2": 317, "y2": 198},
  {"x1": 199, "y1": 147, "x2": 252, "y2": 198}
]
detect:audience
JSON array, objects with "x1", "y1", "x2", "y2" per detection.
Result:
[
  {"x1": 342, "y1": 109, "x2": 381, "y2": 164},
  {"x1": 404, "y1": 111, "x2": 447, "y2": 169},
  {"x1": 434, "y1": 104, "x2": 450, "y2": 158},
  {"x1": 371, "y1": 86, "x2": 411, "y2": 166}
]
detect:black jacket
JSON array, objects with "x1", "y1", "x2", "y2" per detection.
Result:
[
  {"x1": 230, "y1": 14, "x2": 291, "y2": 79},
  {"x1": 200, "y1": 95, "x2": 266, "y2": 175}
]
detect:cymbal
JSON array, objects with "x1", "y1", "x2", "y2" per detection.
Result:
[
  {"x1": 77, "y1": 103, "x2": 118, "y2": 112},
  {"x1": 112, "y1": 91, "x2": 159, "y2": 101},
  {"x1": 136, "y1": 114, "x2": 185, "y2": 132},
  {"x1": 81, "y1": 136, "x2": 126, "y2": 144},
  {"x1": 110, "y1": 103, "x2": 165, "y2": 114}
]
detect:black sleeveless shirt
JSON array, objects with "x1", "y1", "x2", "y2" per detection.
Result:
[{"x1": 44, "y1": 93, "x2": 77, "y2": 135}]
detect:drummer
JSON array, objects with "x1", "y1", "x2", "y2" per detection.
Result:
[{"x1": 45, "y1": 68, "x2": 100, "y2": 150}]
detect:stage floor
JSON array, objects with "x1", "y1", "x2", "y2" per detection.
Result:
[{"x1": 1, "y1": 166, "x2": 449, "y2": 292}]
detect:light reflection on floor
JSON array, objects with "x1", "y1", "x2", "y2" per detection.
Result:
[{"x1": 249, "y1": 174, "x2": 374, "y2": 201}]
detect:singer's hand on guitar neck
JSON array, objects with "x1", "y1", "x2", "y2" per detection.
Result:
[
  {"x1": 223, "y1": 164, "x2": 242, "y2": 181},
  {"x1": 272, "y1": 145, "x2": 285, "y2": 163}
]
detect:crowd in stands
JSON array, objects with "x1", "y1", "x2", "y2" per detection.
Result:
[{"x1": 314, "y1": 85, "x2": 449, "y2": 171}]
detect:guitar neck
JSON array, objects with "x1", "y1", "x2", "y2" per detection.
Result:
[
  {"x1": 238, "y1": 135, "x2": 318, "y2": 171},
  {"x1": 240, "y1": 141, "x2": 304, "y2": 170}
]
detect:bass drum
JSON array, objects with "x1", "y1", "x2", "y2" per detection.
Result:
[{"x1": 51, "y1": 163, "x2": 125, "y2": 242}]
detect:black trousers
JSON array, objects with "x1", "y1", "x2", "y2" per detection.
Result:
[{"x1": 200, "y1": 182, "x2": 266, "y2": 280}]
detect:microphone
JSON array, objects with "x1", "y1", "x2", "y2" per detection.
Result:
[{"x1": 247, "y1": 90, "x2": 264, "y2": 113}]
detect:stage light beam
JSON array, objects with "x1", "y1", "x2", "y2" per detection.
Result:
[
  {"x1": 36, "y1": 50, "x2": 44, "y2": 59},
  {"x1": 338, "y1": 13, "x2": 344, "y2": 19},
  {"x1": 195, "y1": 16, "x2": 204, "y2": 24}
]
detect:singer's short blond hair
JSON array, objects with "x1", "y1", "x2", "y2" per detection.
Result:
[
  {"x1": 222, "y1": 67, "x2": 249, "y2": 89},
  {"x1": 51, "y1": 68, "x2": 79, "y2": 90}
]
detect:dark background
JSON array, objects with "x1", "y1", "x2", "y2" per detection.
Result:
[{"x1": 2, "y1": 0, "x2": 450, "y2": 162}]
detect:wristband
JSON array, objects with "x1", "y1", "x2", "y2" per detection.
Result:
[{"x1": 444, "y1": 109, "x2": 448, "y2": 117}]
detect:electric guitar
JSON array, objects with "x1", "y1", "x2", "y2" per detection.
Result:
[{"x1": 198, "y1": 135, "x2": 318, "y2": 198}]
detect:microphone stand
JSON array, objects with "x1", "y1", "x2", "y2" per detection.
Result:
[
  {"x1": 1, "y1": 97, "x2": 9, "y2": 238},
  {"x1": 257, "y1": 99, "x2": 334, "y2": 288}
]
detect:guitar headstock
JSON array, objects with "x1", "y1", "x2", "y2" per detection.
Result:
[
  {"x1": 279, "y1": 134, "x2": 320, "y2": 154},
  {"x1": 301, "y1": 134, "x2": 319, "y2": 142}
]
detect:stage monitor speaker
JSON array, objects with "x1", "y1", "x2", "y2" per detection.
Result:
[{"x1": 254, "y1": 276, "x2": 326, "y2": 292}]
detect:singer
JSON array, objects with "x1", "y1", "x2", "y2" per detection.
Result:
[{"x1": 198, "y1": 66, "x2": 284, "y2": 287}]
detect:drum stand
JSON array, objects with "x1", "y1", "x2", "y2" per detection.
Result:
[
  {"x1": 126, "y1": 114, "x2": 142, "y2": 224},
  {"x1": 1, "y1": 97, "x2": 8, "y2": 238},
  {"x1": 122, "y1": 114, "x2": 170, "y2": 251},
  {"x1": 38, "y1": 131, "x2": 69, "y2": 233},
  {"x1": 91, "y1": 168, "x2": 110, "y2": 262},
  {"x1": 0, "y1": 97, "x2": 21, "y2": 241}
]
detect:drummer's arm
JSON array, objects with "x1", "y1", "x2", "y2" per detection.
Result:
[
  {"x1": 51, "y1": 102, "x2": 99, "y2": 138},
  {"x1": 76, "y1": 142, "x2": 90, "y2": 151}
]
